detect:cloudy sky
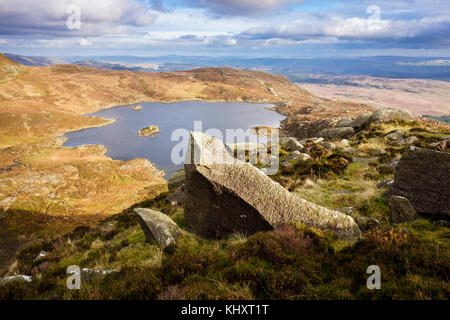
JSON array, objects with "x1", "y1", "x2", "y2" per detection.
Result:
[{"x1": 1, "y1": 0, "x2": 450, "y2": 57}]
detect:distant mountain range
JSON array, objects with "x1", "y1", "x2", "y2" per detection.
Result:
[
  {"x1": 4, "y1": 53, "x2": 67, "y2": 66},
  {"x1": 4, "y1": 53, "x2": 450, "y2": 81}
]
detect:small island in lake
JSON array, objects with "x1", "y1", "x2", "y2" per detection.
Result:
[
  {"x1": 138, "y1": 125, "x2": 159, "y2": 137},
  {"x1": 131, "y1": 105, "x2": 142, "y2": 111}
]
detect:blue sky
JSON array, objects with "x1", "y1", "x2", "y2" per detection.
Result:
[{"x1": 0, "y1": 0, "x2": 450, "y2": 57}]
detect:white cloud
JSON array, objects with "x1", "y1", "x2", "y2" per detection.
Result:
[
  {"x1": 78, "y1": 38, "x2": 92, "y2": 46},
  {"x1": 184, "y1": 0, "x2": 305, "y2": 16},
  {"x1": 243, "y1": 14, "x2": 450, "y2": 44},
  {"x1": 0, "y1": 0, "x2": 157, "y2": 36},
  {"x1": 225, "y1": 38, "x2": 237, "y2": 46}
]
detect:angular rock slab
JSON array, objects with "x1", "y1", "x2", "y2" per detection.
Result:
[
  {"x1": 386, "y1": 148, "x2": 450, "y2": 217},
  {"x1": 134, "y1": 208, "x2": 182, "y2": 249},
  {"x1": 183, "y1": 132, "x2": 361, "y2": 240}
]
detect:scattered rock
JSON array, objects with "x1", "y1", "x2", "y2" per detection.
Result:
[
  {"x1": 349, "y1": 112, "x2": 372, "y2": 130},
  {"x1": 81, "y1": 268, "x2": 119, "y2": 282},
  {"x1": 405, "y1": 136, "x2": 418, "y2": 145},
  {"x1": 340, "y1": 147, "x2": 355, "y2": 155},
  {"x1": 353, "y1": 216, "x2": 380, "y2": 231},
  {"x1": 183, "y1": 132, "x2": 361, "y2": 240},
  {"x1": 340, "y1": 139, "x2": 350, "y2": 147},
  {"x1": 368, "y1": 108, "x2": 414, "y2": 124},
  {"x1": 320, "y1": 142, "x2": 335, "y2": 150},
  {"x1": 389, "y1": 196, "x2": 418, "y2": 224},
  {"x1": 385, "y1": 130, "x2": 404, "y2": 141},
  {"x1": 377, "y1": 179, "x2": 394, "y2": 189},
  {"x1": 379, "y1": 159, "x2": 400, "y2": 172},
  {"x1": 336, "y1": 207, "x2": 379, "y2": 231},
  {"x1": 279, "y1": 137, "x2": 293, "y2": 145},
  {"x1": 336, "y1": 119, "x2": 353, "y2": 128},
  {"x1": 0, "y1": 275, "x2": 32, "y2": 286},
  {"x1": 285, "y1": 138, "x2": 304, "y2": 151},
  {"x1": 34, "y1": 251, "x2": 48, "y2": 261},
  {"x1": 134, "y1": 208, "x2": 182, "y2": 249},
  {"x1": 429, "y1": 140, "x2": 449, "y2": 151},
  {"x1": 168, "y1": 168, "x2": 185, "y2": 190},
  {"x1": 285, "y1": 151, "x2": 311, "y2": 162},
  {"x1": 386, "y1": 148, "x2": 449, "y2": 217},
  {"x1": 373, "y1": 149, "x2": 387, "y2": 156},
  {"x1": 300, "y1": 137, "x2": 324, "y2": 145},
  {"x1": 319, "y1": 127, "x2": 354, "y2": 139}
]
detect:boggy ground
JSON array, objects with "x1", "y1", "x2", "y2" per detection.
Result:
[{"x1": 1, "y1": 118, "x2": 449, "y2": 300}]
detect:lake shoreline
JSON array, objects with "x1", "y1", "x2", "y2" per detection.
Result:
[{"x1": 62, "y1": 100, "x2": 285, "y2": 179}]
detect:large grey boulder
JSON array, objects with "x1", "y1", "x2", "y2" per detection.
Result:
[
  {"x1": 385, "y1": 148, "x2": 450, "y2": 217},
  {"x1": 389, "y1": 196, "x2": 418, "y2": 224},
  {"x1": 319, "y1": 127, "x2": 355, "y2": 139},
  {"x1": 134, "y1": 208, "x2": 182, "y2": 248},
  {"x1": 369, "y1": 108, "x2": 414, "y2": 124},
  {"x1": 183, "y1": 132, "x2": 361, "y2": 240}
]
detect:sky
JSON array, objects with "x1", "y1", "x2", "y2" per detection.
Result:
[{"x1": 0, "y1": 0, "x2": 450, "y2": 58}]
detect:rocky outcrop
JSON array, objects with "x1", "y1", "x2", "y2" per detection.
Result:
[
  {"x1": 385, "y1": 130, "x2": 405, "y2": 142},
  {"x1": 134, "y1": 208, "x2": 182, "y2": 249},
  {"x1": 319, "y1": 127, "x2": 355, "y2": 139},
  {"x1": 183, "y1": 132, "x2": 361, "y2": 240},
  {"x1": 168, "y1": 168, "x2": 185, "y2": 190},
  {"x1": 389, "y1": 196, "x2": 418, "y2": 224},
  {"x1": 349, "y1": 112, "x2": 372, "y2": 130},
  {"x1": 368, "y1": 108, "x2": 414, "y2": 124},
  {"x1": 385, "y1": 148, "x2": 450, "y2": 217},
  {"x1": 284, "y1": 138, "x2": 304, "y2": 151}
]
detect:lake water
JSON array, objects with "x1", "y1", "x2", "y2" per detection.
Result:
[{"x1": 63, "y1": 101, "x2": 285, "y2": 177}]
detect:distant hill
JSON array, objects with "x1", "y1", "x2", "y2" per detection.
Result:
[
  {"x1": 4, "y1": 53, "x2": 67, "y2": 66},
  {"x1": 73, "y1": 60, "x2": 159, "y2": 72},
  {"x1": 4, "y1": 53, "x2": 450, "y2": 80},
  {"x1": 424, "y1": 115, "x2": 450, "y2": 124}
]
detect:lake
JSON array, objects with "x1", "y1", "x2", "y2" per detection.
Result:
[{"x1": 63, "y1": 101, "x2": 285, "y2": 177}]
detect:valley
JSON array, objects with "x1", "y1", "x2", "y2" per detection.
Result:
[{"x1": 0, "y1": 53, "x2": 448, "y2": 300}]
